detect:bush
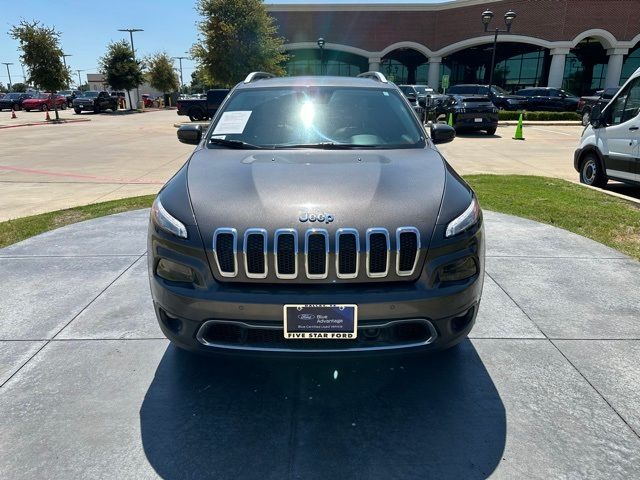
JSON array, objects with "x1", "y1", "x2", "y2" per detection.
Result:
[{"x1": 498, "y1": 110, "x2": 580, "y2": 121}]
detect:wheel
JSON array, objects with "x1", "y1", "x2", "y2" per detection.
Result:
[
  {"x1": 581, "y1": 110, "x2": 591, "y2": 126},
  {"x1": 74, "y1": 108, "x2": 81, "y2": 114},
  {"x1": 24, "y1": 109, "x2": 30, "y2": 112},
  {"x1": 61, "y1": 103, "x2": 67, "y2": 110},
  {"x1": 486, "y1": 127, "x2": 497, "y2": 135},
  {"x1": 189, "y1": 108, "x2": 204, "y2": 121},
  {"x1": 580, "y1": 154, "x2": 607, "y2": 187},
  {"x1": 41, "y1": 104, "x2": 48, "y2": 111},
  {"x1": 94, "y1": 105, "x2": 100, "y2": 114}
]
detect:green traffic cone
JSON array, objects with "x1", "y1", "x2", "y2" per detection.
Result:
[
  {"x1": 447, "y1": 112, "x2": 453, "y2": 127},
  {"x1": 513, "y1": 113, "x2": 525, "y2": 140}
]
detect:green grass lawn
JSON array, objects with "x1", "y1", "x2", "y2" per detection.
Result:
[
  {"x1": 0, "y1": 176, "x2": 639, "y2": 260},
  {"x1": 466, "y1": 175, "x2": 640, "y2": 260}
]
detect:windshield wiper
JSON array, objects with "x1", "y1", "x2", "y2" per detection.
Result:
[
  {"x1": 208, "y1": 138, "x2": 263, "y2": 149},
  {"x1": 274, "y1": 142, "x2": 373, "y2": 149}
]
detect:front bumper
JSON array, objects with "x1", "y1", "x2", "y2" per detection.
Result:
[
  {"x1": 74, "y1": 103, "x2": 94, "y2": 110},
  {"x1": 148, "y1": 220, "x2": 485, "y2": 356}
]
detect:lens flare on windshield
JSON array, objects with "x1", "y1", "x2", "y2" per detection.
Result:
[{"x1": 300, "y1": 101, "x2": 315, "y2": 128}]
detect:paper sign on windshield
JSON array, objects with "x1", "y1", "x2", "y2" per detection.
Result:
[{"x1": 212, "y1": 111, "x2": 252, "y2": 134}]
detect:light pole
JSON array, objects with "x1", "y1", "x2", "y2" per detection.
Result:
[
  {"x1": 481, "y1": 9, "x2": 517, "y2": 92},
  {"x1": 172, "y1": 56, "x2": 188, "y2": 89},
  {"x1": 317, "y1": 37, "x2": 325, "y2": 75},
  {"x1": 118, "y1": 28, "x2": 143, "y2": 106},
  {"x1": 62, "y1": 54, "x2": 72, "y2": 88},
  {"x1": 2, "y1": 63, "x2": 13, "y2": 90}
]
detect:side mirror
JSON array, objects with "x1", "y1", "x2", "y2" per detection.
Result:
[
  {"x1": 431, "y1": 123, "x2": 456, "y2": 145},
  {"x1": 590, "y1": 105, "x2": 602, "y2": 127},
  {"x1": 177, "y1": 124, "x2": 203, "y2": 145}
]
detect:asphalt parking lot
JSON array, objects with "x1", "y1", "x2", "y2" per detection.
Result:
[
  {"x1": 1, "y1": 210, "x2": 639, "y2": 479},
  {"x1": 1, "y1": 110, "x2": 639, "y2": 221}
]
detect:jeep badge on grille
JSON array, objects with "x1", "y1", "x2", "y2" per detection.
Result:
[{"x1": 299, "y1": 212, "x2": 334, "y2": 224}]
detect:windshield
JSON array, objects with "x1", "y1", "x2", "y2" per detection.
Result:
[
  {"x1": 413, "y1": 86, "x2": 433, "y2": 94},
  {"x1": 33, "y1": 93, "x2": 49, "y2": 99},
  {"x1": 207, "y1": 87, "x2": 425, "y2": 149},
  {"x1": 448, "y1": 85, "x2": 480, "y2": 94},
  {"x1": 4, "y1": 93, "x2": 21, "y2": 99},
  {"x1": 58, "y1": 90, "x2": 71, "y2": 95},
  {"x1": 491, "y1": 86, "x2": 510, "y2": 95},
  {"x1": 80, "y1": 91, "x2": 99, "y2": 98}
]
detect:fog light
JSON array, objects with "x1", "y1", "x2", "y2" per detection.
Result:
[
  {"x1": 156, "y1": 258, "x2": 194, "y2": 283},
  {"x1": 439, "y1": 257, "x2": 477, "y2": 282}
]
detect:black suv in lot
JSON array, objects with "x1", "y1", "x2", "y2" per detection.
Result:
[
  {"x1": 0, "y1": 92, "x2": 32, "y2": 111},
  {"x1": 447, "y1": 84, "x2": 527, "y2": 111},
  {"x1": 516, "y1": 87, "x2": 579, "y2": 111},
  {"x1": 148, "y1": 72, "x2": 485, "y2": 355},
  {"x1": 72, "y1": 91, "x2": 119, "y2": 113},
  {"x1": 441, "y1": 93, "x2": 499, "y2": 135}
]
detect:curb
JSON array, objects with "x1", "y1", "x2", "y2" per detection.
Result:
[
  {"x1": 0, "y1": 118, "x2": 92, "y2": 129},
  {"x1": 499, "y1": 121, "x2": 582, "y2": 126}
]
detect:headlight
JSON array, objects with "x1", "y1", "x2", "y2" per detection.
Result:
[
  {"x1": 151, "y1": 197, "x2": 188, "y2": 239},
  {"x1": 445, "y1": 197, "x2": 480, "y2": 238}
]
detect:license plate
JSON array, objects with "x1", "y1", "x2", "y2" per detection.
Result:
[
  {"x1": 474, "y1": 118, "x2": 483, "y2": 123},
  {"x1": 284, "y1": 304, "x2": 357, "y2": 339}
]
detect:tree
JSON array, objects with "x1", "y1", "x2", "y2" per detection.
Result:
[
  {"x1": 191, "y1": 0, "x2": 288, "y2": 87},
  {"x1": 77, "y1": 82, "x2": 90, "y2": 92},
  {"x1": 189, "y1": 67, "x2": 213, "y2": 93},
  {"x1": 9, "y1": 20, "x2": 71, "y2": 120},
  {"x1": 146, "y1": 51, "x2": 179, "y2": 104},
  {"x1": 99, "y1": 40, "x2": 144, "y2": 110},
  {"x1": 11, "y1": 82, "x2": 28, "y2": 92},
  {"x1": 0, "y1": 83, "x2": 6, "y2": 93}
]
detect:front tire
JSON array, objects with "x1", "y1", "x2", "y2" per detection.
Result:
[
  {"x1": 74, "y1": 108, "x2": 81, "y2": 114},
  {"x1": 581, "y1": 110, "x2": 591, "y2": 126},
  {"x1": 189, "y1": 108, "x2": 205, "y2": 121},
  {"x1": 40, "y1": 104, "x2": 48, "y2": 111},
  {"x1": 580, "y1": 154, "x2": 607, "y2": 187},
  {"x1": 61, "y1": 103, "x2": 67, "y2": 110},
  {"x1": 486, "y1": 127, "x2": 497, "y2": 135}
]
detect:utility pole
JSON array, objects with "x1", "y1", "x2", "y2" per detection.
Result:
[
  {"x1": 2, "y1": 63, "x2": 13, "y2": 90},
  {"x1": 62, "y1": 54, "x2": 72, "y2": 88},
  {"x1": 20, "y1": 63, "x2": 26, "y2": 82},
  {"x1": 172, "y1": 56, "x2": 188, "y2": 90},
  {"x1": 76, "y1": 69, "x2": 85, "y2": 89},
  {"x1": 118, "y1": 28, "x2": 143, "y2": 106}
]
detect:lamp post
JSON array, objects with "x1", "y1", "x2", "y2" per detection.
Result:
[
  {"x1": 118, "y1": 28, "x2": 144, "y2": 106},
  {"x1": 76, "y1": 69, "x2": 86, "y2": 89},
  {"x1": 2, "y1": 63, "x2": 13, "y2": 90},
  {"x1": 317, "y1": 37, "x2": 325, "y2": 75},
  {"x1": 481, "y1": 9, "x2": 516, "y2": 92}
]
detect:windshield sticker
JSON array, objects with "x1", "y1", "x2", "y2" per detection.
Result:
[
  {"x1": 213, "y1": 111, "x2": 252, "y2": 134},
  {"x1": 383, "y1": 91, "x2": 389, "y2": 96}
]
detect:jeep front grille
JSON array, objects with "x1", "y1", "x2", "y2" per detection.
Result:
[{"x1": 211, "y1": 227, "x2": 420, "y2": 281}]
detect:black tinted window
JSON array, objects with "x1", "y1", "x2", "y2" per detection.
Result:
[
  {"x1": 448, "y1": 86, "x2": 478, "y2": 94},
  {"x1": 209, "y1": 87, "x2": 424, "y2": 149}
]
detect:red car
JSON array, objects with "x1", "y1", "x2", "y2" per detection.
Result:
[
  {"x1": 22, "y1": 93, "x2": 67, "y2": 112},
  {"x1": 141, "y1": 94, "x2": 156, "y2": 108}
]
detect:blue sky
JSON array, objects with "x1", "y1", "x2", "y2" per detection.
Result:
[{"x1": 0, "y1": 0, "x2": 450, "y2": 87}]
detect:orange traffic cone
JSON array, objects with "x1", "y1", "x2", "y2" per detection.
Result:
[{"x1": 45, "y1": 110, "x2": 51, "y2": 121}]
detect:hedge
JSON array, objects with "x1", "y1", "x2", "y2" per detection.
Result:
[{"x1": 498, "y1": 111, "x2": 581, "y2": 121}]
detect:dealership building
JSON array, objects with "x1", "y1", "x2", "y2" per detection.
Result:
[{"x1": 269, "y1": 0, "x2": 640, "y2": 95}]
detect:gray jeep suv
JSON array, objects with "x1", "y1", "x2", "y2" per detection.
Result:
[{"x1": 148, "y1": 72, "x2": 485, "y2": 355}]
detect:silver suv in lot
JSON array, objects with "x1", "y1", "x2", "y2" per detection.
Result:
[{"x1": 148, "y1": 72, "x2": 485, "y2": 355}]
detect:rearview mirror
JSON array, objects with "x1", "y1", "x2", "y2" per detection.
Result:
[
  {"x1": 430, "y1": 123, "x2": 456, "y2": 145},
  {"x1": 177, "y1": 124, "x2": 203, "y2": 145},
  {"x1": 590, "y1": 105, "x2": 602, "y2": 127}
]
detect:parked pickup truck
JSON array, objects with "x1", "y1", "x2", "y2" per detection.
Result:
[
  {"x1": 176, "y1": 89, "x2": 230, "y2": 121},
  {"x1": 576, "y1": 87, "x2": 619, "y2": 126}
]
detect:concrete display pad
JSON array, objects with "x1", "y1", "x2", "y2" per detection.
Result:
[{"x1": 0, "y1": 210, "x2": 639, "y2": 479}]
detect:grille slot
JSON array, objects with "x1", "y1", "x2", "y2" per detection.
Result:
[
  {"x1": 274, "y1": 229, "x2": 298, "y2": 279},
  {"x1": 305, "y1": 229, "x2": 329, "y2": 279},
  {"x1": 336, "y1": 229, "x2": 359, "y2": 278},
  {"x1": 213, "y1": 228, "x2": 237, "y2": 277},
  {"x1": 396, "y1": 227, "x2": 420, "y2": 276},
  {"x1": 244, "y1": 229, "x2": 268, "y2": 278},
  {"x1": 366, "y1": 228, "x2": 390, "y2": 278}
]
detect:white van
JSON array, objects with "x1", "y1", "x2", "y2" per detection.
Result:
[{"x1": 575, "y1": 67, "x2": 640, "y2": 187}]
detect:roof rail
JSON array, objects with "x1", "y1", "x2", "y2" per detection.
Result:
[
  {"x1": 244, "y1": 72, "x2": 276, "y2": 84},
  {"x1": 357, "y1": 71, "x2": 388, "y2": 83}
]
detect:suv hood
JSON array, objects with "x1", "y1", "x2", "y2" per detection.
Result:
[{"x1": 187, "y1": 147, "x2": 446, "y2": 246}]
